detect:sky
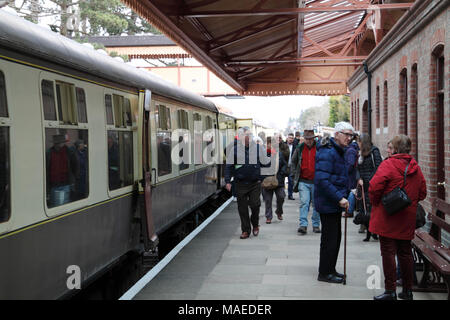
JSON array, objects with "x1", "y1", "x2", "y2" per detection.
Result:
[{"x1": 206, "y1": 95, "x2": 329, "y2": 131}]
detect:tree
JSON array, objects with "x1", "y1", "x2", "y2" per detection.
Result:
[
  {"x1": 6, "y1": 0, "x2": 161, "y2": 36},
  {"x1": 328, "y1": 95, "x2": 350, "y2": 127}
]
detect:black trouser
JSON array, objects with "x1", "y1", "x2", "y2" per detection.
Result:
[
  {"x1": 236, "y1": 181, "x2": 261, "y2": 233},
  {"x1": 319, "y1": 212, "x2": 342, "y2": 275},
  {"x1": 262, "y1": 186, "x2": 285, "y2": 219}
]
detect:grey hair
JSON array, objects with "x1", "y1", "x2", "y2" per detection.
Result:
[{"x1": 334, "y1": 122, "x2": 354, "y2": 134}]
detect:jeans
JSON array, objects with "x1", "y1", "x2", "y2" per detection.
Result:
[
  {"x1": 348, "y1": 191, "x2": 356, "y2": 214},
  {"x1": 299, "y1": 182, "x2": 320, "y2": 228},
  {"x1": 287, "y1": 175, "x2": 294, "y2": 197},
  {"x1": 50, "y1": 185, "x2": 71, "y2": 207}
]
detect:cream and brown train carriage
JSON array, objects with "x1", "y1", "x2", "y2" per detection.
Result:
[
  {"x1": 235, "y1": 118, "x2": 275, "y2": 143},
  {"x1": 0, "y1": 11, "x2": 222, "y2": 299}
]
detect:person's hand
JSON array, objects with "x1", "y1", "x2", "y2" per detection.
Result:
[
  {"x1": 339, "y1": 198, "x2": 349, "y2": 209},
  {"x1": 225, "y1": 183, "x2": 232, "y2": 192},
  {"x1": 358, "y1": 179, "x2": 364, "y2": 187}
]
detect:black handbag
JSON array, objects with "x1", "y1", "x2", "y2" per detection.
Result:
[{"x1": 381, "y1": 161, "x2": 412, "y2": 216}]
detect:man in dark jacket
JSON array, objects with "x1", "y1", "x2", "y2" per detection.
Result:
[
  {"x1": 314, "y1": 122, "x2": 354, "y2": 284},
  {"x1": 225, "y1": 127, "x2": 266, "y2": 239}
]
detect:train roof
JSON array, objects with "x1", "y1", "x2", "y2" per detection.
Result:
[{"x1": 0, "y1": 10, "x2": 217, "y2": 113}]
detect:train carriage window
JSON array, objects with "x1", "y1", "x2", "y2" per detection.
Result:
[
  {"x1": 56, "y1": 81, "x2": 77, "y2": 125},
  {"x1": 106, "y1": 93, "x2": 134, "y2": 190},
  {"x1": 0, "y1": 71, "x2": 10, "y2": 222},
  {"x1": 105, "y1": 94, "x2": 114, "y2": 125},
  {"x1": 0, "y1": 72, "x2": 7, "y2": 118},
  {"x1": 156, "y1": 104, "x2": 172, "y2": 176},
  {"x1": 124, "y1": 98, "x2": 132, "y2": 127},
  {"x1": 107, "y1": 131, "x2": 133, "y2": 190},
  {"x1": 41, "y1": 80, "x2": 57, "y2": 121},
  {"x1": 76, "y1": 88, "x2": 88, "y2": 123},
  {"x1": 113, "y1": 94, "x2": 125, "y2": 128},
  {"x1": 45, "y1": 128, "x2": 89, "y2": 208},
  {"x1": 0, "y1": 127, "x2": 10, "y2": 223},
  {"x1": 177, "y1": 109, "x2": 190, "y2": 171},
  {"x1": 193, "y1": 113, "x2": 203, "y2": 165},
  {"x1": 204, "y1": 115, "x2": 214, "y2": 162}
]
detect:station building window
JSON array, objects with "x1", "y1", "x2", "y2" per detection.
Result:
[
  {"x1": 41, "y1": 79, "x2": 89, "y2": 208},
  {"x1": 177, "y1": 109, "x2": 190, "y2": 171},
  {"x1": 383, "y1": 81, "x2": 388, "y2": 128},
  {"x1": 105, "y1": 94, "x2": 134, "y2": 190},
  {"x1": 156, "y1": 104, "x2": 172, "y2": 177},
  {"x1": 399, "y1": 69, "x2": 408, "y2": 135},
  {"x1": 0, "y1": 71, "x2": 10, "y2": 223}
]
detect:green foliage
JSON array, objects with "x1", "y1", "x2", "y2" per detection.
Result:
[
  {"x1": 8, "y1": 0, "x2": 162, "y2": 36},
  {"x1": 285, "y1": 101, "x2": 329, "y2": 134},
  {"x1": 328, "y1": 95, "x2": 350, "y2": 127}
]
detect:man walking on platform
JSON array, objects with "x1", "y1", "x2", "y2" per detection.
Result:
[
  {"x1": 291, "y1": 130, "x2": 320, "y2": 235},
  {"x1": 314, "y1": 122, "x2": 354, "y2": 283},
  {"x1": 225, "y1": 127, "x2": 265, "y2": 239},
  {"x1": 286, "y1": 133, "x2": 295, "y2": 200}
]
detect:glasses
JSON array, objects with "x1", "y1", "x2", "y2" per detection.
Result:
[{"x1": 339, "y1": 131, "x2": 354, "y2": 138}]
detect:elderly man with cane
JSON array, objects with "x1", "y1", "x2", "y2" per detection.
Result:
[{"x1": 314, "y1": 122, "x2": 354, "y2": 284}]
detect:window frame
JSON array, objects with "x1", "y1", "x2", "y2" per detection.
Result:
[
  {"x1": 39, "y1": 72, "x2": 90, "y2": 216},
  {"x1": 0, "y1": 69, "x2": 11, "y2": 225},
  {"x1": 176, "y1": 108, "x2": 192, "y2": 174},
  {"x1": 104, "y1": 89, "x2": 136, "y2": 197}
]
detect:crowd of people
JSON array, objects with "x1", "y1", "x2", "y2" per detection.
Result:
[{"x1": 224, "y1": 122, "x2": 426, "y2": 300}]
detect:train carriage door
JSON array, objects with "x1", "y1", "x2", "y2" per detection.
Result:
[{"x1": 141, "y1": 89, "x2": 157, "y2": 248}]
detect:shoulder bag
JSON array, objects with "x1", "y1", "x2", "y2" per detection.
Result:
[
  {"x1": 262, "y1": 154, "x2": 280, "y2": 190},
  {"x1": 381, "y1": 161, "x2": 412, "y2": 216}
]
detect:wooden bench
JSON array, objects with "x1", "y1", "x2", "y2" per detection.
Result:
[{"x1": 412, "y1": 198, "x2": 450, "y2": 300}]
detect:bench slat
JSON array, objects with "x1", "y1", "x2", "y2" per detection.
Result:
[{"x1": 412, "y1": 238, "x2": 450, "y2": 274}]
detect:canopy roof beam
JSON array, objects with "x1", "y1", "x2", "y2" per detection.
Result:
[{"x1": 180, "y1": 3, "x2": 415, "y2": 18}]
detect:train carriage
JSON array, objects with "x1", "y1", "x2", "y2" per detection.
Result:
[{"x1": 0, "y1": 11, "x2": 222, "y2": 299}]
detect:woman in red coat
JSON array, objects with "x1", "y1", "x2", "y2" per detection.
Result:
[{"x1": 368, "y1": 135, "x2": 427, "y2": 300}]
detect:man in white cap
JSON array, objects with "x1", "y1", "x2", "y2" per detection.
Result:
[{"x1": 314, "y1": 122, "x2": 354, "y2": 284}]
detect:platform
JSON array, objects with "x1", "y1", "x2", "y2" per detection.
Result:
[{"x1": 133, "y1": 196, "x2": 446, "y2": 300}]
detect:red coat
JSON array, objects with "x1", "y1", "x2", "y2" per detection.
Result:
[{"x1": 368, "y1": 154, "x2": 427, "y2": 240}]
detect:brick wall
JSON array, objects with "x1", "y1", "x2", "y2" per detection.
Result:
[{"x1": 349, "y1": 7, "x2": 449, "y2": 214}]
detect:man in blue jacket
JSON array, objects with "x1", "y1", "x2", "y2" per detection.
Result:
[
  {"x1": 314, "y1": 122, "x2": 354, "y2": 283},
  {"x1": 225, "y1": 127, "x2": 267, "y2": 239}
]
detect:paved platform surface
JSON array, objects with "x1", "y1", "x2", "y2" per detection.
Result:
[{"x1": 134, "y1": 196, "x2": 446, "y2": 300}]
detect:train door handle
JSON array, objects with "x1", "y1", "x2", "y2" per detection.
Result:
[{"x1": 437, "y1": 181, "x2": 446, "y2": 187}]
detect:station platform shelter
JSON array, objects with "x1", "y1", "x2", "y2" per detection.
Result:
[{"x1": 128, "y1": 198, "x2": 446, "y2": 300}]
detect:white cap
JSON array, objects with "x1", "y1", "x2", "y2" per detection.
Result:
[{"x1": 334, "y1": 122, "x2": 354, "y2": 134}]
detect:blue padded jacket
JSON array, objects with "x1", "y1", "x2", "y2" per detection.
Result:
[{"x1": 314, "y1": 136, "x2": 350, "y2": 214}]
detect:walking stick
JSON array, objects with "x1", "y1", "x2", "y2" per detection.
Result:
[{"x1": 343, "y1": 206, "x2": 348, "y2": 285}]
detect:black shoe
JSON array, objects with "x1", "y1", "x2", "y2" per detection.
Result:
[
  {"x1": 318, "y1": 273, "x2": 344, "y2": 284},
  {"x1": 398, "y1": 289, "x2": 413, "y2": 300},
  {"x1": 313, "y1": 227, "x2": 321, "y2": 233},
  {"x1": 297, "y1": 226, "x2": 307, "y2": 235},
  {"x1": 288, "y1": 196, "x2": 295, "y2": 200},
  {"x1": 334, "y1": 271, "x2": 345, "y2": 278},
  {"x1": 374, "y1": 290, "x2": 397, "y2": 300}
]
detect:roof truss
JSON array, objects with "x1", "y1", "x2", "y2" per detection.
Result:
[{"x1": 121, "y1": 0, "x2": 415, "y2": 96}]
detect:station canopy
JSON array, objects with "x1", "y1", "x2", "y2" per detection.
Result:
[{"x1": 121, "y1": 0, "x2": 414, "y2": 96}]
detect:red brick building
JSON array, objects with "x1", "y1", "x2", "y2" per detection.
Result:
[{"x1": 347, "y1": 0, "x2": 449, "y2": 212}]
